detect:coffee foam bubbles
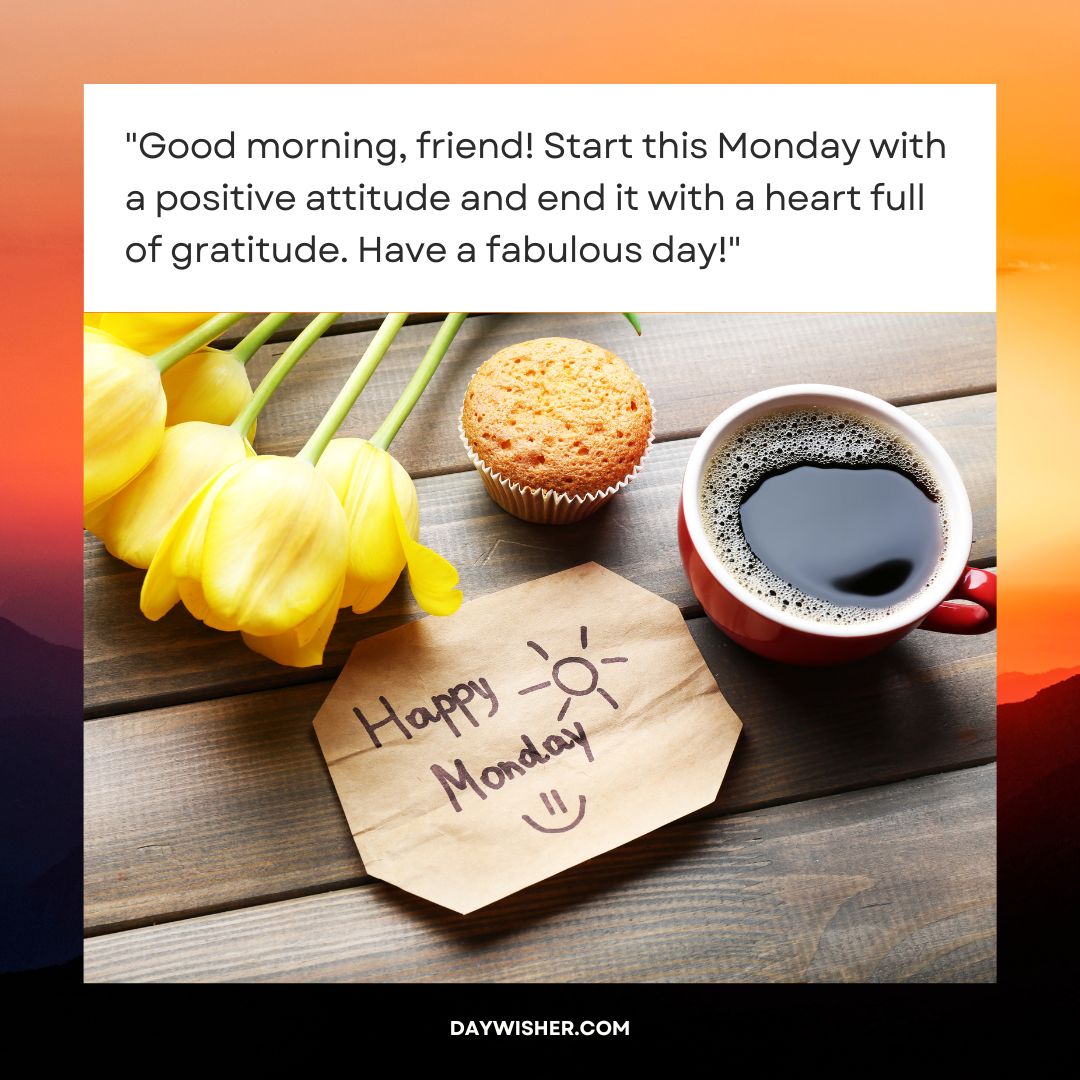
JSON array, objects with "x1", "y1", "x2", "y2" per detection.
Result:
[{"x1": 699, "y1": 405, "x2": 948, "y2": 626}]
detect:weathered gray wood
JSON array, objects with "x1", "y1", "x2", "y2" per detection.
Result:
[
  {"x1": 84, "y1": 393, "x2": 995, "y2": 716},
  {"x1": 83, "y1": 764, "x2": 996, "y2": 983},
  {"x1": 82, "y1": 313, "x2": 998, "y2": 982},
  {"x1": 215, "y1": 312, "x2": 451, "y2": 349},
  {"x1": 242, "y1": 312, "x2": 994, "y2": 478},
  {"x1": 83, "y1": 597, "x2": 994, "y2": 935}
]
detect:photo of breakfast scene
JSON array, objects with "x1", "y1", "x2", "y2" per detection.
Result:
[{"x1": 82, "y1": 311, "x2": 995, "y2": 982}]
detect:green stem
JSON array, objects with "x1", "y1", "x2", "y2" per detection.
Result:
[
  {"x1": 231, "y1": 313, "x2": 294, "y2": 365},
  {"x1": 370, "y1": 313, "x2": 467, "y2": 451},
  {"x1": 149, "y1": 313, "x2": 246, "y2": 373},
  {"x1": 296, "y1": 313, "x2": 409, "y2": 465},
  {"x1": 231, "y1": 313, "x2": 341, "y2": 436},
  {"x1": 623, "y1": 312, "x2": 642, "y2": 335}
]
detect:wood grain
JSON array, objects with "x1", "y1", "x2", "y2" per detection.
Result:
[
  {"x1": 83, "y1": 764, "x2": 996, "y2": 983},
  {"x1": 84, "y1": 392, "x2": 995, "y2": 716},
  {"x1": 215, "y1": 312, "x2": 451, "y2": 349},
  {"x1": 83, "y1": 314, "x2": 997, "y2": 982},
  {"x1": 241, "y1": 311, "x2": 994, "y2": 478},
  {"x1": 84, "y1": 597, "x2": 995, "y2": 935}
]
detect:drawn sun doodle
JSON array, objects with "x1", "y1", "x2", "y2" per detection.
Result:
[{"x1": 517, "y1": 625, "x2": 628, "y2": 721}]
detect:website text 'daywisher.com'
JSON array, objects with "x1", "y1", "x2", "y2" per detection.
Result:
[{"x1": 450, "y1": 1018, "x2": 630, "y2": 1036}]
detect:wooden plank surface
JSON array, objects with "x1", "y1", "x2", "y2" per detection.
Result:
[
  {"x1": 84, "y1": 597, "x2": 995, "y2": 935},
  {"x1": 216, "y1": 311, "x2": 450, "y2": 349},
  {"x1": 83, "y1": 313, "x2": 997, "y2": 981},
  {"x1": 83, "y1": 764, "x2": 996, "y2": 983},
  {"x1": 84, "y1": 391, "x2": 995, "y2": 716},
  {"x1": 242, "y1": 311, "x2": 995, "y2": 477}
]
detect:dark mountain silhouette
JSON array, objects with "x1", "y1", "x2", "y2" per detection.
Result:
[
  {"x1": 0, "y1": 560, "x2": 83, "y2": 651},
  {"x1": 0, "y1": 616, "x2": 82, "y2": 973},
  {"x1": 998, "y1": 674, "x2": 1080, "y2": 980},
  {"x1": 998, "y1": 673, "x2": 1080, "y2": 796},
  {"x1": 999, "y1": 664, "x2": 1080, "y2": 705},
  {"x1": 0, "y1": 617, "x2": 81, "y2": 715},
  {"x1": 0, "y1": 956, "x2": 81, "y2": 982}
]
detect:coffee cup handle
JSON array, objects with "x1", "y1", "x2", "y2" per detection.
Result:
[{"x1": 919, "y1": 567, "x2": 996, "y2": 634}]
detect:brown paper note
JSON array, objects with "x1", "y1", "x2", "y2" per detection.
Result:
[{"x1": 313, "y1": 563, "x2": 742, "y2": 913}]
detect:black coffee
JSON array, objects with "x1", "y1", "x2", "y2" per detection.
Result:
[{"x1": 700, "y1": 406, "x2": 947, "y2": 625}]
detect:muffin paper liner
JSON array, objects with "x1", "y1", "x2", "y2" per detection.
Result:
[{"x1": 458, "y1": 378, "x2": 656, "y2": 525}]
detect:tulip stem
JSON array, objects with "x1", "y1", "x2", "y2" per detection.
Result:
[
  {"x1": 231, "y1": 313, "x2": 342, "y2": 437},
  {"x1": 150, "y1": 313, "x2": 247, "y2": 373},
  {"x1": 370, "y1": 313, "x2": 468, "y2": 451},
  {"x1": 231, "y1": 313, "x2": 294, "y2": 365},
  {"x1": 297, "y1": 312, "x2": 409, "y2": 465}
]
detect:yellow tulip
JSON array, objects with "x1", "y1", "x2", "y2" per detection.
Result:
[
  {"x1": 160, "y1": 347, "x2": 254, "y2": 429},
  {"x1": 85, "y1": 421, "x2": 253, "y2": 568},
  {"x1": 83, "y1": 314, "x2": 247, "y2": 515},
  {"x1": 97, "y1": 313, "x2": 293, "y2": 429},
  {"x1": 92, "y1": 313, "x2": 215, "y2": 354},
  {"x1": 84, "y1": 326, "x2": 167, "y2": 512},
  {"x1": 317, "y1": 438, "x2": 461, "y2": 617},
  {"x1": 141, "y1": 455, "x2": 349, "y2": 667}
]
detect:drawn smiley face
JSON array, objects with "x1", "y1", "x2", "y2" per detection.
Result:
[{"x1": 522, "y1": 789, "x2": 587, "y2": 834}]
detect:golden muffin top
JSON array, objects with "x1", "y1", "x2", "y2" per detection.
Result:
[{"x1": 462, "y1": 337, "x2": 652, "y2": 497}]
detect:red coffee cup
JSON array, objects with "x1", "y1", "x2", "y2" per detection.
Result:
[{"x1": 678, "y1": 384, "x2": 996, "y2": 664}]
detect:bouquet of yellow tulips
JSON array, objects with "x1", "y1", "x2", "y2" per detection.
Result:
[{"x1": 84, "y1": 311, "x2": 465, "y2": 668}]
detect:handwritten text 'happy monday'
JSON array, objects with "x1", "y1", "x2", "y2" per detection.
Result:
[{"x1": 350, "y1": 680, "x2": 595, "y2": 813}]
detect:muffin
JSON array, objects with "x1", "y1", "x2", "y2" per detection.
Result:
[{"x1": 459, "y1": 337, "x2": 654, "y2": 523}]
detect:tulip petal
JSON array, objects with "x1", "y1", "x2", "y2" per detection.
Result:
[
  {"x1": 312, "y1": 436, "x2": 357, "y2": 503},
  {"x1": 140, "y1": 556, "x2": 181, "y2": 622},
  {"x1": 318, "y1": 440, "x2": 407, "y2": 614},
  {"x1": 84, "y1": 328, "x2": 167, "y2": 511},
  {"x1": 242, "y1": 576, "x2": 344, "y2": 667},
  {"x1": 179, "y1": 580, "x2": 218, "y2": 625},
  {"x1": 342, "y1": 575, "x2": 400, "y2": 616},
  {"x1": 318, "y1": 438, "x2": 457, "y2": 617},
  {"x1": 140, "y1": 461, "x2": 246, "y2": 621},
  {"x1": 161, "y1": 348, "x2": 255, "y2": 429},
  {"x1": 199, "y1": 457, "x2": 348, "y2": 637},
  {"x1": 98, "y1": 313, "x2": 216, "y2": 355},
  {"x1": 390, "y1": 467, "x2": 462, "y2": 617},
  {"x1": 86, "y1": 422, "x2": 250, "y2": 569},
  {"x1": 170, "y1": 462, "x2": 248, "y2": 584},
  {"x1": 340, "y1": 442, "x2": 405, "y2": 582}
]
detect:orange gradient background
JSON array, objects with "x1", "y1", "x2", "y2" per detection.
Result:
[{"x1": 3, "y1": 1, "x2": 1077, "y2": 672}]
